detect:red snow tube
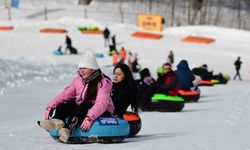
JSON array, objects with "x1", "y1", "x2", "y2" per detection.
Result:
[
  {"x1": 0, "y1": 26, "x2": 14, "y2": 30},
  {"x1": 178, "y1": 90, "x2": 200, "y2": 102},
  {"x1": 123, "y1": 111, "x2": 141, "y2": 137},
  {"x1": 200, "y1": 80, "x2": 214, "y2": 86}
]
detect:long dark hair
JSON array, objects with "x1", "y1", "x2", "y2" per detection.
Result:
[
  {"x1": 113, "y1": 64, "x2": 139, "y2": 113},
  {"x1": 84, "y1": 69, "x2": 103, "y2": 101}
]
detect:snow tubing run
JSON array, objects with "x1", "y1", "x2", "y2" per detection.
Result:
[
  {"x1": 150, "y1": 94, "x2": 185, "y2": 112},
  {"x1": 123, "y1": 112, "x2": 142, "y2": 137},
  {"x1": 49, "y1": 117, "x2": 129, "y2": 144}
]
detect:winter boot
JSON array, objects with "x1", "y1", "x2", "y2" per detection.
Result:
[
  {"x1": 37, "y1": 119, "x2": 64, "y2": 131},
  {"x1": 58, "y1": 128, "x2": 71, "y2": 143}
]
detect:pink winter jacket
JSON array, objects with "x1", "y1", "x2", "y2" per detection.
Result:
[{"x1": 47, "y1": 73, "x2": 114, "y2": 121}]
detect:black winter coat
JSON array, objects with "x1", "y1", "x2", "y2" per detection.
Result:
[
  {"x1": 175, "y1": 60, "x2": 195, "y2": 90},
  {"x1": 234, "y1": 59, "x2": 242, "y2": 70},
  {"x1": 111, "y1": 81, "x2": 137, "y2": 117},
  {"x1": 103, "y1": 28, "x2": 110, "y2": 39}
]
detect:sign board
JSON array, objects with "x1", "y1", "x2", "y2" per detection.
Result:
[{"x1": 137, "y1": 13, "x2": 163, "y2": 32}]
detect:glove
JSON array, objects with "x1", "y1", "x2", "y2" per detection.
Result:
[
  {"x1": 143, "y1": 77, "x2": 154, "y2": 85},
  {"x1": 80, "y1": 116, "x2": 93, "y2": 131},
  {"x1": 44, "y1": 107, "x2": 54, "y2": 120}
]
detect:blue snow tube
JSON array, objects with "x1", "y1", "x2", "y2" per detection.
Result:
[
  {"x1": 49, "y1": 117, "x2": 129, "y2": 144},
  {"x1": 95, "y1": 53, "x2": 104, "y2": 58},
  {"x1": 53, "y1": 50, "x2": 64, "y2": 55}
]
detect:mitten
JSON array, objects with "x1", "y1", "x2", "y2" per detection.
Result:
[
  {"x1": 44, "y1": 107, "x2": 54, "y2": 120},
  {"x1": 143, "y1": 77, "x2": 154, "y2": 85},
  {"x1": 80, "y1": 116, "x2": 93, "y2": 131}
]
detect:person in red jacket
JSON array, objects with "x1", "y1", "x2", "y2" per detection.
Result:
[{"x1": 156, "y1": 63, "x2": 179, "y2": 96}]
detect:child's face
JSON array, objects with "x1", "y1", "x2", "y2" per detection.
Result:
[
  {"x1": 79, "y1": 68, "x2": 94, "y2": 79},
  {"x1": 113, "y1": 68, "x2": 125, "y2": 83}
]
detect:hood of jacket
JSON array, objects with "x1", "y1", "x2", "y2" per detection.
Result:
[{"x1": 177, "y1": 60, "x2": 190, "y2": 70}]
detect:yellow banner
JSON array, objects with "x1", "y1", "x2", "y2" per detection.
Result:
[{"x1": 137, "y1": 13, "x2": 163, "y2": 32}]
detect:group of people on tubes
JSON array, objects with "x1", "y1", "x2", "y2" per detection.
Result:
[{"x1": 37, "y1": 47, "x2": 199, "y2": 143}]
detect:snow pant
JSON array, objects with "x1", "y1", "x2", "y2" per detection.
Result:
[
  {"x1": 131, "y1": 62, "x2": 139, "y2": 73},
  {"x1": 68, "y1": 46, "x2": 78, "y2": 54},
  {"x1": 138, "y1": 82, "x2": 157, "y2": 111},
  {"x1": 104, "y1": 37, "x2": 110, "y2": 47},
  {"x1": 52, "y1": 99, "x2": 111, "y2": 130},
  {"x1": 64, "y1": 44, "x2": 72, "y2": 55},
  {"x1": 233, "y1": 69, "x2": 242, "y2": 80},
  {"x1": 118, "y1": 58, "x2": 125, "y2": 65}
]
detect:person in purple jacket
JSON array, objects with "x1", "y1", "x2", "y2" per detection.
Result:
[{"x1": 37, "y1": 49, "x2": 114, "y2": 143}]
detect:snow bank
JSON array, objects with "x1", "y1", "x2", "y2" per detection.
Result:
[{"x1": 0, "y1": 58, "x2": 76, "y2": 94}]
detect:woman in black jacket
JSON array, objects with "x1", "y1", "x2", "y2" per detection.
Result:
[{"x1": 111, "y1": 64, "x2": 139, "y2": 117}]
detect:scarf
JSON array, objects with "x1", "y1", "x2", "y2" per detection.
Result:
[{"x1": 84, "y1": 69, "x2": 101, "y2": 84}]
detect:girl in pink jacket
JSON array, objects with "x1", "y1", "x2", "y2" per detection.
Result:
[{"x1": 38, "y1": 49, "x2": 114, "y2": 143}]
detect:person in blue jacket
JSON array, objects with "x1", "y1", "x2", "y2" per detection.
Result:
[{"x1": 175, "y1": 60, "x2": 195, "y2": 90}]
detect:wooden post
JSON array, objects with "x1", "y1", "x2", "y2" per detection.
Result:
[
  {"x1": 242, "y1": 20, "x2": 246, "y2": 30},
  {"x1": 182, "y1": 0, "x2": 186, "y2": 23},
  {"x1": 44, "y1": 6, "x2": 48, "y2": 21},
  {"x1": 163, "y1": 2, "x2": 168, "y2": 27},
  {"x1": 8, "y1": 6, "x2": 11, "y2": 20},
  {"x1": 84, "y1": 7, "x2": 87, "y2": 19},
  {"x1": 202, "y1": 0, "x2": 207, "y2": 24},
  {"x1": 5, "y1": 0, "x2": 8, "y2": 8},
  {"x1": 199, "y1": 0, "x2": 207, "y2": 25},
  {"x1": 231, "y1": 7, "x2": 235, "y2": 28},
  {"x1": 188, "y1": 0, "x2": 191, "y2": 24},
  {"x1": 214, "y1": 0, "x2": 221, "y2": 25},
  {"x1": 199, "y1": 2, "x2": 203, "y2": 24},
  {"x1": 120, "y1": 11, "x2": 124, "y2": 24},
  {"x1": 171, "y1": 0, "x2": 175, "y2": 26},
  {"x1": 207, "y1": 0, "x2": 212, "y2": 25},
  {"x1": 237, "y1": 0, "x2": 241, "y2": 29},
  {"x1": 119, "y1": 0, "x2": 124, "y2": 23},
  {"x1": 149, "y1": 0, "x2": 152, "y2": 13}
]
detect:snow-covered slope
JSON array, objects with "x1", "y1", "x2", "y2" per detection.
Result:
[{"x1": 0, "y1": 2, "x2": 250, "y2": 150}]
